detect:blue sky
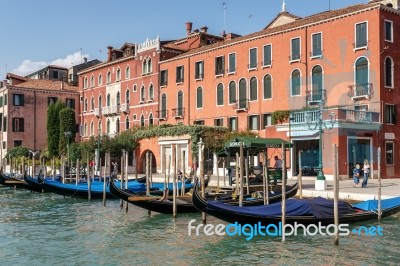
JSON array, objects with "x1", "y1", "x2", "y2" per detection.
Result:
[{"x1": 0, "y1": 0, "x2": 366, "y2": 80}]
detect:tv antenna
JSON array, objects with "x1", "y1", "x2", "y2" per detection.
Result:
[{"x1": 223, "y1": 2, "x2": 227, "y2": 34}]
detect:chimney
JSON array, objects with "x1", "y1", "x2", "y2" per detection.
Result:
[
  {"x1": 186, "y1": 22, "x2": 193, "y2": 35},
  {"x1": 200, "y1": 26, "x2": 208, "y2": 33},
  {"x1": 83, "y1": 57, "x2": 88, "y2": 63},
  {"x1": 107, "y1": 46, "x2": 113, "y2": 62}
]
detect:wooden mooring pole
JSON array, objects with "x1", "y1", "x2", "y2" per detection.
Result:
[
  {"x1": 298, "y1": 150, "x2": 303, "y2": 199},
  {"x1": 333, "y1": 144, "x2": 339, "y2": 246},
  {"x1": 377, "y1": 147, "x2": 382, "y2": 221},
  {"x1": 281, "y1": 143, "x2": 286, "y2": 243}
]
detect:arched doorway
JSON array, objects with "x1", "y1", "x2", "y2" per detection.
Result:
[{"x1": 139, "y1": 150, "x2": 157, "y2": 174}]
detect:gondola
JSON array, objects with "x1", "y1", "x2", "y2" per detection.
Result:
[
  {"x1": 0, "y1": 173, "x2": 43, "y2": 192},
  {"x1": 110, "y1": 176, "x2": 298, "y2": 214},
  {"x1": 23, "y1": 174, "x2": 62, "y2": 193},
  {"x1": 192, "y1": 180, "x2": 400, "y2": 226}
]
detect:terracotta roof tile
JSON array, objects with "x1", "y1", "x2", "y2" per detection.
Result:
[
  {"x1": 15, "y1": 79, "x2": 78, "y2": 92},
  {"x1": 6, "y1": 73, "x2": 28, "y2": 81}
]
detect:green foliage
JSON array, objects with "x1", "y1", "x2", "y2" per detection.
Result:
[
  {"x1": 47, "y1": 101, "x2": 66, "y2": 157},
  {"x1": 272, "y1": 110, "x2": 290, "y2": 125},
  {"x1": 59, "y1": 108, "x2": 77, "y2": 156},
  {"x1": 5, "y1": 146, "x2": 30, "y2": 159}
]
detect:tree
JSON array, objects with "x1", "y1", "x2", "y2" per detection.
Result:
[
  {"x1": 59, "y1": 108, "x2": 77, "y2": 156},
  {"x1": 5, "y1": 146, "x2": 30, "y2": 159},
  {"x1": 47, "y1": 101, "x2": 66, "y2": 157}
]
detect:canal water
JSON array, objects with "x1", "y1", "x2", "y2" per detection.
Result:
[{"x1": 0, "y1": 187, "x2": 399, "y2": 265}]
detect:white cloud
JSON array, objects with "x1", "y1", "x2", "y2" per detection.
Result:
[{"x1": 12, "y1": 51, "x2": 89, "y2": 76}]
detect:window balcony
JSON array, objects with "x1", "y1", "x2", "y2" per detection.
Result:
[
  {"x1": 306, "y1": 89, "x2": 326, "y2": 105},
  {"x1": 172, "y1": 108, "x2": 184, "y2": 119},
  {"x1": 94, "y1": 108, "x2": 101, "y2": 117},
  {"x1": 157, "y1": 110, "x2": 168, "y2": 120},
  {"x1": 120, "y1": 103, "x2": 129, "y2": 113},
  {"x1": 348, "y1": 83, "x2": 373, "y2": 100},
  {"x1": 101, "y1": 106, "x2": 110, "y2": 116},
  {"x1": 233, "y1": 99, "x2": 249, "y2": 112}
]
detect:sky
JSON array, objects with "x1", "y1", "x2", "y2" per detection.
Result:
[{"x1": 0, "y1": 0, "x2": 367, "y2": 80}]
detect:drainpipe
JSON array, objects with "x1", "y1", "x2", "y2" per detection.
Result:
[{"x1": 187, "y1": 57, "x2": 191, "y2": 125}]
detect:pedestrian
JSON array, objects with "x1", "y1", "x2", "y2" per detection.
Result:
[
  {"x1": 274, "y1": 156, "x2": 282, "y2": 169},
  {"x1": 353, "y1": 164, "x2": 361, "y2": 188},
  {"x1": 362, "y1": 160, "x2": 370, "y2": 188}
]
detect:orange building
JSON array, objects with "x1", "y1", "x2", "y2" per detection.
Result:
[{"x1": 159, "y1": 0, "x2": 400, "y2": 179}]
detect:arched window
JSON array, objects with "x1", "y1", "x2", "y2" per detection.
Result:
[
  {"x1": 90, "y1": 121, "x2": 94, "y2": 136},
  {"x1": 98, "y1": 121, "x2": 102, "y2": 134},
  {"x1": 98, "y1": 74, "x2": 103, "y2": 85},
  {"x1": 149, "y1": 113, "x2": 153, "y2": 126},
  {"x1": 291, "y1": 69, "x2": 301, "y2": 96},
  {"x1": 238, "y1": 78, "x2": 247, "y2": 109},
  {"x1": 196, "y1": 87, "x2": 203, "y2": 108},
  {"x1": 90, "y1": 75, "x2": 94, "y2": 87},
  {"x1": 149, "y1": 84, "x2": 154, "y2": 101},
  {"x1": 107, "y1": 93, "x2": 110, "y2": 106},
  {"x1": 148, "y1": 58, "x2": 152, "y2": 73},
  {"x1": 311, "y1": 65, "x2": 323, "y2": 101},
  {"x1": 107, "y1": 71, "x2": 111, "y2": 84},
  {"x1": 355, "y1": 57, "x2": 369, "y2": 94},
  {"x1": 84, "y1": 123, "x2": 87, "y2": 136},
  {"x1": 116, "y1": 91, "x2": 120, "y2": 106},
  {"x1": 84, "y1": 98, "x2": 88, "y2": 111},
  {"x1": 140, "y1": 85, "x2": 145, "y2": 102},
  {"x1": 116, "y1": 118, "x2": 120, "y2": 133},
  {"x1": 125, "y1": 116, "x2": 129, "y2": 130},
  {"x1": 229, "y1": 81, "x2": 236, "y2": 104},
  {"x1": 385, "y1": 57, "x2": 393, "y2": 87},
  {"x1": 84, "y1": 77, "x2": 88, "y2": 89},
  {"x1": 177, "y1": 91, "x2": 183, "y2": 116},
  {"x1": 126, "y1": 89, "x2": 130, "y2": 104},
  {"x1": 263, "y1": 74, "x2": 272, "y2": 99},
  {"x1": 116, "y1": 68, "x2": 121, "y2": 81},
  {"x1": 249, "y1": 77, "x2": 257, "y2": 101},
  {"x1": 91, "y1": 96, "x2": 95, "y2": 110},
  {"x1": 161, "y1": 94, "x2": 167, "y2": 118},
  {"x1": 98, "y1": 95, "x2": 102, "y2": 109},
  {"x1": 107, "y1": 119, "x2": 110, "y2": 134},
  {"x1": 140, "y1": 114, "x2": 145, "y2": 127},
  {"x1": 125, "y1": 66, "x2": 130, "y2": 79},
  {"x1": 142, "y1": 60, "x2": 147, "y2": 74},
  {"x1": 217, "y1": 83, "x2": 224, "y2": 106}
]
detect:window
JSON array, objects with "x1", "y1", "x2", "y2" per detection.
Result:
[
  {"x1": 249, "y1": 77, "x2": 257, "y2": 101},
  {"x1": 91, "y1": 97, "x2": 95, "y2": 110},
  {"x1": 98, "y1": 121, "x2": 102, "y2": 134},
  {"x1": 133, "y1": 84, "x2": 137, "y2": 92},
  {"x1": 249, "y1": 48, "x2": 257, "y2": 69},
  {"x1": 52, "y1": 70, "x2": 59, "y2": 79},
  {"x1": 98, "y1": 74, "x2": 103, "y2": 86},
  {"x1": 90, "y1": 121, "x2": 94, "y2": 136},
  {"x1": 149, "y1": 113, "x2": 153, "y2": 126},
  {"x1": 2, "y1": 116, "x2": 6, "y2": 131},
  {"x1": 90, "y1": 75, "x2": 94, "y2": 87},
  {"x1": 125, "y1": 66, "x2": 130, "y2": 79},
  {"x1": 14, "y1": 140, "x2": 22, "y2": 147},
  {"x1": 98, "y1": 96, "x2": 102, "y2": 109},
  {"x1": 176, "y1": 66, "x2": 184, "y2": 83},
  {"x1": 147, "y1": 58, "x2": 152, "y2": 73},
  {"x1": 263, "y1": 74, "x2": 272, "y2": 99},
  {"x1": 142, "y1": 60, "x2": 147, "y2": 75},
  {"x1": 385, "y1": 57, "x2": 394, "y2": 88},
  {"x1": 0, "y1": 97, "x2": 2, "y2": 107},
  {"x1": 248, "y1": 115, "x2": 259, "y2": 130},
  {"x1": 195, "y1": 61, "x2": 204, "y2": 79},
  {"x1": 2, "y1": 141, "x2": 5, "y2": 149},
  {"x1": 107, "y1": 119, "x2": 110, "y2": 133},
  {"x1": 107, "y1": 71, "x2": 111, "y2": 84},
  {"x1": 48, "y1": 97, "x2": 57, "y2": 105},
  {"x1": 13, "y1": 94, "x2": 24, "y2": 106},
  {"x1": 386, "y1": 142, "x2": 394, "y2": 165},
  {"x1": 355, "y1": 22, "x2": 368, "y2": 48},
  {"x1": 215, "y1": 56, "x2": 225, "y2": 75},
  {"x1": 311, "y1": 65, "x2": 323, "y2": 96},
  {"x1": 229, "y1": 81, "x2": 236, "y2": 104},
  {"x1": 228, "y1": 117, "x2": 237, "y2": 131},
  {"x1": 126, "y1": 90, "x2": 130, "y2": 104},
  {"x1": 66, "y1": 98, "x2": 75, "y2": 109},
  {"x1": 214, "y1": 118, "x2": 223, "y2": 126},
  {"x1": 228, "y1": 53, "x2": 236, "y2": 73},
  {"x1": 385, "y1": 20, "x2": 393, "y2": 42},
  {"x1": 355, "y1": 57, "x2": 369, "y2": 88},
  {"x1": 4, "y1": 94, "x2": 7, "y2": 105},
  {"x1": 262, "y1": 114, "x2": 272, "y2": 128},
  {"x1": 194, "y1": 120, "x2": 204, "y2": 125},
  {"x1": 385, "y1": 104, "x2": 396, "y2": 124},
  {"x1": 311, "y1": 33, "x2": 322, "y2": 57},
  {"x1": 84, "y1": 77, "x2": 88, "y2": 89},
  {"x1": 116, "y1": 68, "x2": 121, "y2": 81},
  {"x1": 291, "y1": 38, "x2": 300, "y2": 61},
  {"x1": 12, "y1": 118, "x2": 24, "y2": 132},
  {"x1": 116, "y1": 118, "x2": 120, "y2": 133},
  {"x1": 196, "y1": 87, "x2": 203, "y2": 108},
  {"x1": 161, "y1": 94, "x2": 167, "y2": 118},
  {"x1": 140, "y1": 86, "x2": 145, "y2": 102},
  {"x1": 160, "y1": 70, "x2": 168, "y2": 86},
  {"x1": 238, "y1": 78, "x2": 247, "y2": 109},
  {"x1": 116, "y1": 92, "x2": 120, "y2": 106},
  {"x1": 263, "y1": 44, "x2": 272, "y2": 66},
  {"x1": 84, "y1": 123, "x2": 87, "y2": 136},
  {"x1": 125, "y1": 116, "x2": 129, "y2": 130},
  {"x1": 291, "y1": 69, "x2": 301, "y2": 96},
  {"x1": 107, "y1": 94, "x2": 111, "y2": 106},
  {"x1": 84, "y1": 99, "x2": 88, "y2": 112},
  {"x1": 140, "y1": 114, "x2": 145, "y2": 127},
  {"x1": 217, "y1": 83, "x2": 224, "y2": 106},
  {"x1": 177, "y1": 91, "x2": 183, "y2": 116},
  {"x1": 148, "y1": 85, "x2": 154, "y2": 101}
]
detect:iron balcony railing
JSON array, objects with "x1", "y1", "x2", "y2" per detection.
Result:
[
  {"x1": 233, "y1": 98, "x2": 249, "y2": 111},
  {"x1": 172, "y1": 108, "x2": 184, "y2": 118},
  {"x1": 157, "y1": 110, "x2": 168, "y2": 120},
  {"x1": 306, "y1": 89, "x2": 326, "y2": 104},
  {"x1": 348, "y1": 83, "x2": 373, "y2": 100}
]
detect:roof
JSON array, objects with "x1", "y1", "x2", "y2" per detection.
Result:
[
  {"x1": 25, "y1": 65, "x2": 68, "y2": 78},
  {"x1": 263, "y1": 11, "x2": 301, "y2": 30},
  {"x1": 161, "y1": 2, "x2": 381, "y2": 63},
  {"x1": 6, "y1": 73, "x2": 28, "y2": 82},
  {"x1": 219, "y1": 137, "x2": 292, "y2": 157},
  {"x1": 14, "y1": 79, "x2": 79, "y2": 92}
]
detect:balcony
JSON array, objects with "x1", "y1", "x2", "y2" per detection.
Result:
[
  {"x1": 94, "y1": 108, "x2": 101, "y2": 117},
  {"x1": 157, "y1": 110, "x2": 168, "y2": 120},
  {"x1": 306, "y1": 89, "x2": 326, "y2": 105},
  {"x1": 172, "y1": 108, "x2": 184, "y2": 119},
  {"x1": 101, "y1": 105, "x2": 119, "y2": 116},
  {"x1": 120, "y1": 103, "x2": 129, "y2": 113},
  {"x1": 233, "y1": 99, "x2": 248, "y2": 112},
  {"x1": 348, "y1": 83, "x2": 373, "y2": 100}
]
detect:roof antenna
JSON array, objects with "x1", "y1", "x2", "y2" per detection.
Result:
[
  {"x1": 282, "y1": 0, "x2": 286, "y2": 12},
  {"x1": 223, "y1": 2, "x2": 227, "y2": 35}
]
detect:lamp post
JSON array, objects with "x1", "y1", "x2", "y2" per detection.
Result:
[
  {"x1": 306, "y1": 101, "x2": 336, "y2": 190},
  {"x1": 64, "y1": 131, "x2": 72, "y2": 174}
]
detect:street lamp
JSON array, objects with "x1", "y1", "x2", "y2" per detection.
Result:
[
  {"x1": 306, "y1": 101, "x2": 336, "y2": 188},
  {"x1": 64, "y1": 131, "x2": 72, "y2": 174}
]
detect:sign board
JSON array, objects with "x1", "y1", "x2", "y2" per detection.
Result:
[
  {"x1": 229, "y1": 142, "x2": 242, "y2": 147},
  {"x1": 266, "y1": 144, "x2": 281, "y2": 148},
  {"x1": 385, "y1": 133, "x2": 395, "y2": 140}
]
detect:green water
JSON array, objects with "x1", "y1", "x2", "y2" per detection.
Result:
[{"x1": 0, "y1": 187, "x2": 399, "y2": 265}]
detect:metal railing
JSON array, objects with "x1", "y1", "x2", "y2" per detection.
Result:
[{"x1": 172, "y1": 108, "x2": 184, "y2": 118}]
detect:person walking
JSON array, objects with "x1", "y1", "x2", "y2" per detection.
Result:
[
  {"x1": 362, "y1": 160, "x2": 370, "y2": 188},
  {"x1": 353, "y1": 164, "x2": 361, "y2": 188}
]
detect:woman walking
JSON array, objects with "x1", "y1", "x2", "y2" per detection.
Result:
[{"x1": 362, "y1": 160, "x2": 370, "y2": 188}]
